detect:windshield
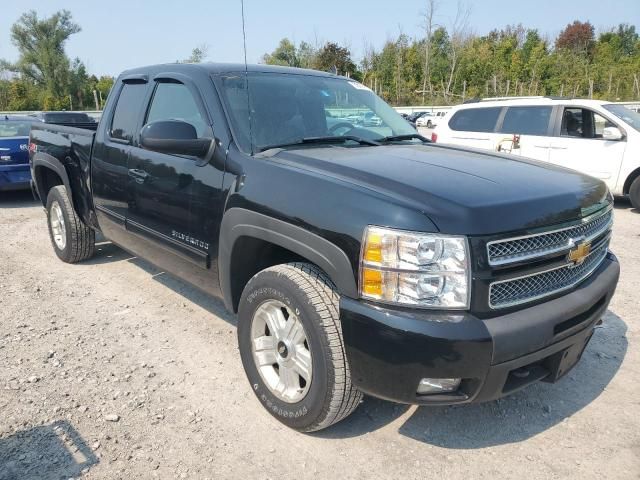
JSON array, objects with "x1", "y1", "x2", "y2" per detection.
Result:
[
  {"x1": 217, "y1": 72, "x2": 417, "y2": 153},
  {"x1": 0, "y1": 121, "x2": 32, "y2": 138},
  {"x1": 603, "y1": 104, "x2": 640, "y2": 132}
]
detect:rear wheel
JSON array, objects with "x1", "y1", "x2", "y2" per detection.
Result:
[
  {"x1": 46, "y1": 186, "x2": 95, "y2": 263},
  {"x1": 629, "y1": 176, "x2": 640, "y2": 210},
  {"x1": 237, "y1": 263, "x2": 362, "y2": 432}
]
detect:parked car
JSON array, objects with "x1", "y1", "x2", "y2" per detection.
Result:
[
  {"x1": 29, "y1": 111, "x2": 97, "y2": 125},
  {"x1": 360, "y1": 111, "x2": 383, "y2": 126},
  {"x1": 432, "y1": 97, "x2": 640, "y2": 209},
  {"x1": 30, "y1": 64, "x2": 619, "y2": 432},
  {"x1": 0, "y1": 115, "x2": 34, "y2": 191},
  {"x1": 415, "y1": 112, "x2": 438, "y2": 128}
]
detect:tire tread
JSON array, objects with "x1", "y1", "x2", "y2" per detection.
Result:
[
  {"x1": 266, "y1": 262, "x2": 363, "y2": 432},
  {"x1": 47, "y1": 186, "x2": 95, "y2": 263}
]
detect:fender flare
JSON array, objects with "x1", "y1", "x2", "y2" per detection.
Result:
[
  {"x1": 31, "y1": 152, "x2": 74, "y2": 206},
  {"x1": 219, "y1": 208, "x2": 358, "y2": 311}
]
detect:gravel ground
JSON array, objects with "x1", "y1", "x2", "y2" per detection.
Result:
[{"x1": 0, "y1": 190, "x2": 638, "y2": 480}]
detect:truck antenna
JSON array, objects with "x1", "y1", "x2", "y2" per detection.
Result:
[{"x1": 240, "y1": 0, "x2": 254, "y2": 154}]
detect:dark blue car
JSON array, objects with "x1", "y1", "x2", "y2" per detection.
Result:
[{"x1": 0, "y1": 115, "x2": 34, "y2": 191}]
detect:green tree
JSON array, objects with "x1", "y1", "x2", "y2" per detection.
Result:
[
  {"x1": 181, "y1": 44, "x2": 209, "y2": 63},
  {"x1": 263, "y1": 38, "x2": 299, "y2": 66},
  {"x1": 10, "y1": 10, "x2": 81, "y2": 99},
  {"x1": 313, "y1": 42, "x2": 357, "y2": 76}
]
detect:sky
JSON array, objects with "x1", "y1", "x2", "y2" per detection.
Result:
[{"x1": 0, "y1": 0, "x2": 638, "y2": 77}]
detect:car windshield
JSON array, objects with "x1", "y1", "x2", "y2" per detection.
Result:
[
  {"x1": 217, "y1": 72, "x2": 417, "y2": 153},
  {"x1": 603, "y1": 104, "x2": 640, "y2": 132},
  {"x1": 0, "y1": 121, "x2": 32, "y2": 138}
]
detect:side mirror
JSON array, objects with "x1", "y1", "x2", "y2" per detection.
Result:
[
  {"x1": 602, "y1": 126, "x2": 624, "y2": 141},
  {"x1": 140, "y1": 120, "x2": 212, "y2": 157}
]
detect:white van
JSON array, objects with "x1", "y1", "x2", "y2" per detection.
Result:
[{"x1": 432, "y1": 97, "x2": 640, "y2": 208}]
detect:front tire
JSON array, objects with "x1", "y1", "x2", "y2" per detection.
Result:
[
  {"x1": 46, "y1": 186, "x2": 95, "y2": 263},
  {"x1": 237, "y1": 263, "x2": 362, "y2": 432},
  {"x1": 629, "y1": 176, "x2": 640, "y2": 210}
]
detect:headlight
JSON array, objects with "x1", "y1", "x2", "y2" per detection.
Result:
[{"x1": 360, "y1": 226, "x2": 470, "y2": 309}]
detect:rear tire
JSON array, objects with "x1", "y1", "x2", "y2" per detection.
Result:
[
  {"x1": 237, "y1": 262, "x2": 362, "y2": 432},
  {"x1": 629, "y1": 176, "x2": 640, "y2": 210},
  {"x1": 46, "y1": 186, "x2": 95, "y2": 263}
]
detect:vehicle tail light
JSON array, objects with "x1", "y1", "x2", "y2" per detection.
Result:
[
  {"x1": 431, "y1": 132, "x2": 438, "y2": 143},
  {"x1": 28, "y1": 142, "x2": 37, "y2": 153}
]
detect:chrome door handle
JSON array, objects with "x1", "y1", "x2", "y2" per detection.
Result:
[{"x1": 128, "y1": 168, "x2": 149, "y2": 184}]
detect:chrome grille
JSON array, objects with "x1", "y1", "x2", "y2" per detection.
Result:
[
  {"x1": 487, "y1": 208, "x2": 612, "y2": 266},
  {"x1": 489, "y1": 240, "x2": 609, "y2": 309}
]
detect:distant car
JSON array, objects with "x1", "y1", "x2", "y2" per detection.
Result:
[
  {"x1": 29, "y1": 111, "x2": 96, "y2": 125},
  {"x1": 432, "y1": 97, "x2": 640, "y2": 208},
  {"x1": 407, "y1": 111, "x2": 425, "y2": 123},
  {"x1": 0, "y1": 115, "x2": 34, "y2": 191},
  {"x1": 415, "y1": 112, "x2": 437, "y2": 128},
  {"x1": 360, "y1": 111, "x2": 382, "y2": 126}
]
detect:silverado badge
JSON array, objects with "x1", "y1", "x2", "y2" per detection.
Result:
[{"x1": 568, "y1": 241, "x2": 591, "y2": 266}]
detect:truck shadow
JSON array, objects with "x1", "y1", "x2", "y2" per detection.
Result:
[
  {"x1": 0, "y1": 190, "x2": 39, "y2": 209},
  {"x1": 0, "y1": 420, "x2": 98, "y2": 480},
  {"x1": 85, "y1": 239, "x2": 235, "y2": 325},
  {"x1": 319, "y1": 310, "x2": 627, "y2": 448}
]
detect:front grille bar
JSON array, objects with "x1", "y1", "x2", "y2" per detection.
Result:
[
  {"x1": 487, "y1": 207, "x2": 612, "y2": 267},
  {"x1": 489, "y1": 238, "x2": 610, "y2": 309}
]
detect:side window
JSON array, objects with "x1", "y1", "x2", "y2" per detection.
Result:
[
  {"x1": 449, "y1": 107, "x2": 501, "y2": 133},
  {"x1": 561, "y1": 108, "x2": 615, "y2": 139},
  {"x1": 500, "y1": 106, "x2": 552, "y2": 136},
  {"x1": 146, "y1": 82, "x2": 207, "y2": 137},
  {"x1": 110, "y1": 82, "x2": 147, "y2": 142}
]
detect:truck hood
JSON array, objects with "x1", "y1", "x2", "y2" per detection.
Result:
[{"x1": 266, "y1": 143, "x2": 610, "y2": 235}]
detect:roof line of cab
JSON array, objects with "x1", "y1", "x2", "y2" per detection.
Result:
[{"x1": 118, "y1": 62, "x2": 347, "y2": 80}]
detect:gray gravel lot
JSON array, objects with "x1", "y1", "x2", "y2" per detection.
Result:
[{"x1": 0, "y1": 190, "x2": 638, "y2": 479}]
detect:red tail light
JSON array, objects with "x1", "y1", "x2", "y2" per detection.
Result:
[
  {"x1": 431, "y1": 132, "x2": 438, "y2": 143},
  {"x1": 28, "y1": 142, "x2": 37, "y2": 153}
]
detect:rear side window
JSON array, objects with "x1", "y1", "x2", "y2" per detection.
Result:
[
  {"x1": 448, "y1": 107, "x2": 501, "y2": 133},
  {"x1": 110, "y1": 83, "x2": 147, "y2": 142},
  {"x1": 500, "y1": 106, "x2": 552, "y2": 136},
  {"x1": 146, "y1": 82, "x2": 207, "y2": 137}
]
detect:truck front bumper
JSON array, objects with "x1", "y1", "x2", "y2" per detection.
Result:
[
  {"x1": 340, "y1": 252, "x2": 620, "y2": 405},
  {"x1": 0, "y1": 164, "x2": 31, "y2": 191}
]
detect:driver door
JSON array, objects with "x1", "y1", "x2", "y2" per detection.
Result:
[
  {"x1": 126, "y1": 77, "x2": 222, "y2": 274},
  {"x1": 548, "y1": 106, "x2": 626, "y2": 190}
]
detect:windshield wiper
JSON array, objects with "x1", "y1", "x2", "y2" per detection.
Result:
[
  {"x1": 377, "y1": 133, "x2": 430, "y2": 144},
  {"x1": 258, "y1": 135, "x2": 380, "y2": 152}
]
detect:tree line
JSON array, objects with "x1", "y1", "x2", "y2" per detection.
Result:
[
  {"x1": 262, "y1": 6, "x2": 640, "y2": 106},
  {"x1": 0, "y1": 10, "x2": 207, "y2": 112},
  {"x1": 1, "y1": 8, "x2": 639, "y2": 111},
  {"x1": 0, "y1": 11, "x2": 116, "y2": 111}
]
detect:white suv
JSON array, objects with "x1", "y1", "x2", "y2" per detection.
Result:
[{"x1": 432, "y1": 97, "x2": 640, "y2": 208}]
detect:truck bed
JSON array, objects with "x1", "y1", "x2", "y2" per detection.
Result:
[{"x1": 29, "y1": 121, "x2": 98, "y2": 228}]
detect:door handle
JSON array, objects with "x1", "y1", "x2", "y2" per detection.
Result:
[
  {"x1": 128, "y1": 168, "x2": 149, "y2": 184},
  {"x1": 534, "y1": 145, "x2": 550, "y2": 148},
  {"x1": 550, "y1": 146, "x2": 568, "y2": 150}
]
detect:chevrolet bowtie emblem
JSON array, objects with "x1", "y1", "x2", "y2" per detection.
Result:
[{"x1": 568, "y1": 241, "x2": 591, "y2": 266}]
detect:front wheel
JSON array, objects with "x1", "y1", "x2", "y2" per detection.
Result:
[
  {"x1": 629, "y1": 176, "x2": 640, "y2": 210},
  {"x1": 237, "y1": 263, "x2": 362, "y2": 432},
  {"x1": 46, "y1": 185, "x2": 95, "y2": 263}
]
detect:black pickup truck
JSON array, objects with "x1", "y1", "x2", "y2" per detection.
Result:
[{"x1": 29, "y1": 63, "x2": 619, "y2": 432}]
